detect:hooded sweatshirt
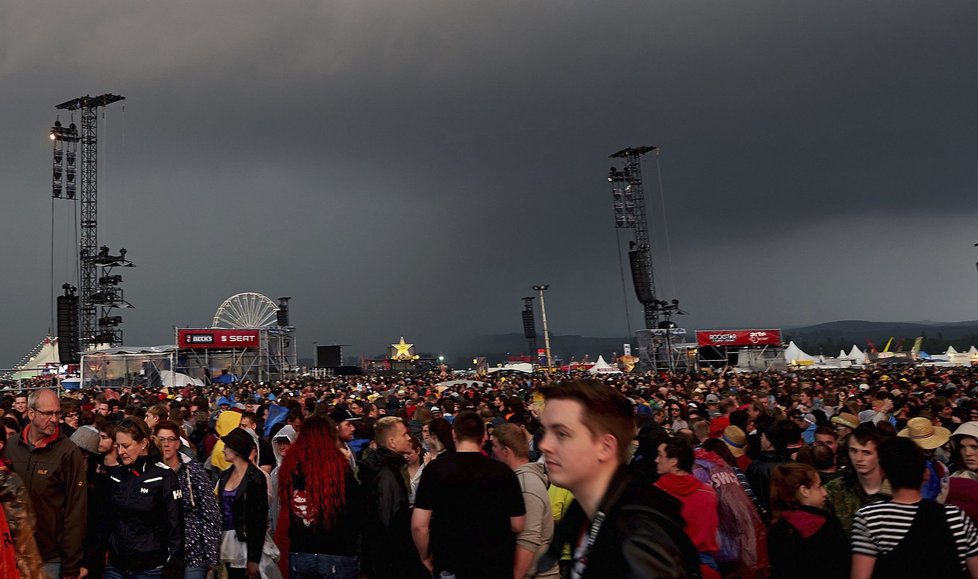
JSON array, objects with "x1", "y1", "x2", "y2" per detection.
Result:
[
  {"x1": 513, "y1": 461, "x2": 559, "y2": 578},
  {"x1": 210, "y1": 410, "x2": 243, "y2": 471},
  {"x1": 271, "y1": 425, "x2": 297, "y2": 466},
  {"x1": 656, "y1": 472, "x2": 719, "y2": 553}
]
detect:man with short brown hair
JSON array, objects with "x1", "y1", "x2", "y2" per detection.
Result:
[
  {"x1": 492, "y1": 424, "x2": 559, "y2": 578},
  {"x1": 412, "y1": 411, "x2": 525, "y2": 579},
  {"x1": 536, "y1": 380, "x2": 698, "y2": 578},
  {"x1": 825, "y1": 424, "x2": 889, "y2": 536}
]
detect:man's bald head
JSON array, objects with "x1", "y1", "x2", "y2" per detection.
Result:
[{"x1": 29, "y1": 389, "x2": 59, "y2": 409}]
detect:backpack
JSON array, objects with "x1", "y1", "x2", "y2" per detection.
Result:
[{"x1": 693, "y1": 450, "x2": 769, "y2": 577}]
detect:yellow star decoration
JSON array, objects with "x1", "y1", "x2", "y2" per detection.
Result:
[{"x1": 391, "y1": 337, "x2": 414, "y2": 361}]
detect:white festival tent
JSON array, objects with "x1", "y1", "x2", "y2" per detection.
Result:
[
  {"x1": 487, "y1": 362, "x2": 534, "y2": 374},
  {"x1": 943, "y1": 346, "x2": 973, "y2": 366},
  {"x1": 847, "y1": 346, "x2": 866, "y2": 364},
  {"x1": 10, "y1": 336, "x2": 61, "y2": 380},
  {"x1": 588, "y1": 355, "x2": 622, "y2": 374},
  {"x1": 784, "y1": 342, "x2": 818, "y2": 364},
  {"x1": 159, "y1": 370, "x2": 204, "y2": 388}
]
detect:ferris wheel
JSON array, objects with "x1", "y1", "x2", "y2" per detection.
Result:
[{"x1": 211, "y1": 292, "x2": 280, "y2": 329}]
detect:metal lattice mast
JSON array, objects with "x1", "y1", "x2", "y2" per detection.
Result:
[
  {"x1": 610, "y1": 145, "x2": 659, "y2": 329},
  {"x1": 78, "y1": 105, "x2": 98, "y2": 345},
  {"x1": 56, "y1": 94, "x2": 125, "y2": 347}
]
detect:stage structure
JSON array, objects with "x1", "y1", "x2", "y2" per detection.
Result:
[
  {"x1": 80, "y1": 346, "x2": 194, "y2": 390},
  {"x1": 695, "y1": 329, "x2": 786, "y2": 371},
  {"x1": 73, "y1": 293, "x2": 294, "y2": 388},
  {"x1": 174, "y1": 293, "x2": 297, "y2": 383},
  {"x1": 50, "y1": 94, "x2": 133, "y2": 363},
  {"x1": 608, "y1": 146, "x2": 686, "y2": 371},
  {"x1": 363, "y1": 337, "x2": 438, "y2": 373}
]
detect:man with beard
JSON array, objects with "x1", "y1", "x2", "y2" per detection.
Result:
[
  {"x1": 330, "y1": 405, "x2": 361, "y2": 475},
  {"x1": 6, "y1": 389, "x2": 87, "y2": 579}
]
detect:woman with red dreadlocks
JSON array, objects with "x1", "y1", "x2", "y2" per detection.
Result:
[{"x1": 274, "y1": 415, "x2": 365, "y2": 579}]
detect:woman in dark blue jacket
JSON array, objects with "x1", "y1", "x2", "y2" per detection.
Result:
[{"x1": 106, "y1": 418, "x2": 184, "y2": 579}]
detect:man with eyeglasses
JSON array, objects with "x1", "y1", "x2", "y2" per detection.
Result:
[
  {"x1": 59, "y1": 400, "x2": 80, "y2": 438},
  {"x1": 6, "y1": 389, "x2": 87, "y2": 579}
]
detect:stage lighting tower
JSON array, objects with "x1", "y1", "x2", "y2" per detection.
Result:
[
  {"x1": 53, "y1": 93, "x2": 128, "y2": 349},
  {"x1": 532, "y1": 285, "x2": 553, "y2": 369},
  {"x1": 608, "y1": 146, "x2": 685, "y2": 371}
]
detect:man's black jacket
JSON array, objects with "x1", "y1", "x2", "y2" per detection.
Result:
[{"x1": 538, "y1": 466, "x2": 701, "y2": 579}]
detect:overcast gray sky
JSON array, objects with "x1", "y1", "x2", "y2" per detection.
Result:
[{"x1": 2, "y1": 0, "x2": 978, "y2": 366}]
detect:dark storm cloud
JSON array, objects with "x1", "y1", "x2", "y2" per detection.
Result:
[{"x1": 2, "y1": 0, "x2": 978, "y2": 366}]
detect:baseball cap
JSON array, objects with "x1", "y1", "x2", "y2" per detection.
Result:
[{"x1": 329, "y1": 406, "x2": 360, "y2": 423}]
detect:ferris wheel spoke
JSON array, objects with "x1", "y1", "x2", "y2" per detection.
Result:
[
  {"x1": 227, "y1": 300, "x2": 248, "y2": 327},
  {"x1": 212, "y1": 292, "x2": 280, "y2": 329}
]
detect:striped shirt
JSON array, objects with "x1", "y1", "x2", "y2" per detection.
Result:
[{"x1": 851, "y1": 500, "x2": 978, "y2": 568}]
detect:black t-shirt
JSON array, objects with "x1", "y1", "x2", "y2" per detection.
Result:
[{"x1": 414, "y1": 451, "x2": 525, "y2": 578}]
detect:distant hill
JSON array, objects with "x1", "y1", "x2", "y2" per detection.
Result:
[{"x1": 450, "y1": 320, "x2": 978, "y2": 366}]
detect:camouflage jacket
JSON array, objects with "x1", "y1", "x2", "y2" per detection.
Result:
[
  {"x1": 824, "y1": 473, "x2": 890, "y2": 537},
  {"x1": 0, "y1": 465, "x2": 43, "y2": 579}
]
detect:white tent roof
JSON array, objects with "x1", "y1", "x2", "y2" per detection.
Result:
[
  {"x1": 848, "y1": 345, "x2": 866, "y2": 364},
  {"x1": 487, "y1": 363, "x2": 533, "y2": 374},
  {"x1": 11, "y1": 336, "x2": 61, "y2": 380},
  {"x1": 969, "y1": 346, "x2": 978, "y2": 355},
  {"x1": 784, "y1": 341, "x2": 817, "y2": 363},
  {"x1": 947, "y1": 345, "x2": 959, "y2": 355},
  {"x1": 588, "y1": 355, "x2": 621, "y2": 374},
  {"x1": 159, "y1": 370, "x2": 204, "y2": 388}
]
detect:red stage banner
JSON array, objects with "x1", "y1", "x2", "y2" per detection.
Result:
[
  {"x1": 177, "y1": 329, "x2": 260, "y2": 349},
  {"x1": 695, "y1": 329, "x2": 782, "y2": 348}
]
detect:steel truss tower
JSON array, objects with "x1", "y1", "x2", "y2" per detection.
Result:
[
  {"x1": 55, "y1": 94, "x2": 128, "y2": 349},
  {"x1": 608, "y1": 146, "x2": 685, "y2": 371},
  {"x1": 609, "y1": 146, "x2": 659, "y2": 328}
]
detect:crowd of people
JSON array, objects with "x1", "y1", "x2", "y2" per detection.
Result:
[{"x1": 0, "y1": 364, "x2": 976, "y2": 578}]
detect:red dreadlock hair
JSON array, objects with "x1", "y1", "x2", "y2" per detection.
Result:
[{"x1": 277, "y1": 414, "x2": 348, "y2": 529}]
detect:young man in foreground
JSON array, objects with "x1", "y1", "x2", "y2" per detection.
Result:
[{"x1": 536, "y1": 379, "x2": 700, "y2": 578}]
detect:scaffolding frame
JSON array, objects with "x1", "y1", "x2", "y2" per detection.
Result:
[{"x1": 174, "y1": 327, "x2": 297, "y2": 384}]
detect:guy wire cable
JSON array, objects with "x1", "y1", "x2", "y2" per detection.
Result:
[{"x1": 654, "y1": 149, "x2": 679, "y2": 298}]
